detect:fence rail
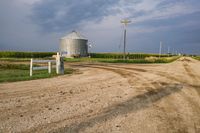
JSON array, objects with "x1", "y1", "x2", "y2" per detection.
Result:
[
  {"x1": 32, "y1": 66, "x2": 48, "y2": 70},
  {"x1": 30, "y1": 53, "x2": 64, "y2": 76},
  {"x1": 30, "y1": 59, "x2": 56, "y2": 76},
  {"x1": 32, "y1": 60, "x2": 56, "y2": 63}
]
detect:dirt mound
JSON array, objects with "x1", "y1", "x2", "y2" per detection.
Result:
[{"x1": 177, "y1": 57, "x2": 195, "y2": 62}]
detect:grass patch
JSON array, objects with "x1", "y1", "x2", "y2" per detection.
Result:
[
  {"x1": 64, "y1": 58, "x2": 85, "y2": 62},
  {"x1": 64, "y1": 56, "x2": 180, "y2": 64},
  {"x1": 90, "y1": 53, "x2": 171, "y2": 59},
  {"x1": 0, "y1": 64, "x2": 74, "y2": 83},
  {"x1": 0, "y1": 64, "x2": 29, "y2": 70},
  {"x1": 193, "y1": 56, "x2": 200, "y2": 61},
  {"x1": 64, "y1": 58, "x2": 111, "y2": 63}
]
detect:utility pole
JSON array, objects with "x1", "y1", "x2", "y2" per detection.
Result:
[
  {"x1": 159, "y1": 41, "x2": 162, "y2": 58},
  {"x1": 176, "y1": 50, "x2": 178, "y2": 55},
  {"x1": 88, "y1": 43, "x2": 92, "y2": 58},
  {"x1": 121, "y1": 19, "x2": 131, "y2": 60},
  {"x1": 168, "y1": 46, "x2": 170, "y2": 57}
]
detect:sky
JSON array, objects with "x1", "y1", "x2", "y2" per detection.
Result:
[{"x1": 0, "y1": 0, "x2": 200, "y2": 54}]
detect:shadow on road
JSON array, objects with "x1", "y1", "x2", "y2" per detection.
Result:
[{"x1": 52, "y1": 83, "x2": 183, "y2": 133}]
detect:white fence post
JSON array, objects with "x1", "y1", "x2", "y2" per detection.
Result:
[
  {"x1": 56, "y1": 52, "x2": 60, "y2": 74},
  {"x1": 56, "y1": 52, "x2": 64, "y2": 74},
  {"x1": 48, "y1": 61, "x2": 51, "y2": 74},
  {"x1": 30, "y1": 58, "x2": 33, "y2": 77}
]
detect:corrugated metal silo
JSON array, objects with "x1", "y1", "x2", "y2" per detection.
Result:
[{"x1": 59, "y1": 31, "x2": 88, "y2": 57}]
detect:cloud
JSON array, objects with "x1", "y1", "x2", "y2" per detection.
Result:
[
  {"x1": 0, "y1": 0, "x2": 200, "y2": 54},
  {"x1": 118, "y1": 0, "x2": 200, "y2": 23},
  {"x1": 30, "y1": 0, "x2": 120, "y2": 32},
  {"x1": 0, "y1": 0, "x2": 62, "y2": 51},
  {"x1": 30, "y1": 0, "x2": 200, "y2": 33},
  {"x1": 16, "y1": 0, "x2": 41, "y2": 5}
]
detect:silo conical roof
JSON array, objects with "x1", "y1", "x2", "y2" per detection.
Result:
[{"x1": 61, "y1": 31, "x2": 87, "y2": 40}]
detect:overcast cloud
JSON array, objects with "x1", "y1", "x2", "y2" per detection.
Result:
[{"x1": 0, "y1": 0, "x2": 200, "y2": 54}]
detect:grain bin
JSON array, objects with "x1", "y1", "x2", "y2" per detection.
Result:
[{"x1": 59, "y1": 31, "x2": 88, "y2": 58}]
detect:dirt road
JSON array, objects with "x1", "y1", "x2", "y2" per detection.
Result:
[{"x1": 0, "y1": 57, "x2": 200, "y2": 133}]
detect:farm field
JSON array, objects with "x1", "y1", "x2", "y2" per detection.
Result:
[{"x1": 0, "y1": 57, "x2": 200, "y2": 132}]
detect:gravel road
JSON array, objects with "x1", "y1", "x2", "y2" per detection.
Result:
[{"x1": 0, "y1": 57, "x2": 200, "y2": 133}]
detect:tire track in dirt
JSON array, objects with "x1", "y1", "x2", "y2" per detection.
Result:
[
  {"x1": 75, "y1": 63, "x2": 148, "y2": 72},
  {"x1": 80, "y1": 65, "x2": 141, "y2": 87},
  {"x1": 26, "y1": 64, "x2": 169, "y2": 132},
  {"x1": 101, "y1": 63, "x2": 200, "y2": 132},
  {"x1": 71, "y1": 64, "x2": 161, "y2": 94},
  {"x1": 146, "y1": 59, "x2": 200, "y2": 124},
  {"x1": 183, "y1": 63, "x2": 198, "y2": 79},
  {"x1": 72, "y1": 65, "x2": 191, "y2": 132},
  {"x1": 183, "y1": 62, "x2": 200, "y2": 96},
  {"x1": 84, "y1": 64, "x2": 177, "y2": 90},
  {"x1": 49, "y1": 83, "x2": 183, "y2": 133},
  {"x1": 83, "y1": 62, "x2": 200, "y2": 99},
  {"x1": 80, "y1": 63, "x2": 200, "y2": 133},
  {"x1": 143, "y1": 69, "x2": 200, "y2": 91},
  {"x1": 27, "y1": 84, "x2": 183, "y2": 133},
  {"x1": 144, "y1": 59, "x2": 200, "y2": 112},
  {"x1": 90, "y1": 64, "x2": 199, "y2": 97},
  {"x1": 81, "y1": 64, "x2": 167, "y2": 93}
]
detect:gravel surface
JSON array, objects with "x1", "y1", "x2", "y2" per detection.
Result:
[{"x1": 0, "y1": 57, "x2": 200, "y2": 133}]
